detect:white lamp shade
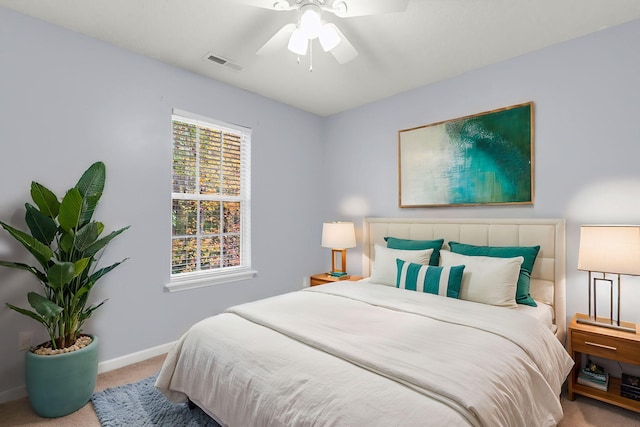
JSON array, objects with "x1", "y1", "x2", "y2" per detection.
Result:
[
  {"x1": 578, "y1": 225, "x2": 640, "y2": 276},
  {"x1": 321, "y1": 222, "x2": 356, "y2": 249}
]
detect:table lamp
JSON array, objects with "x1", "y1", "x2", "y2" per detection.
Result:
[
  {"x1": 321, "y1": 222, "x2": 356, "y2": 277},
  {"x1": 577, "y1": 225, "x2": 640, "y2": 333}
]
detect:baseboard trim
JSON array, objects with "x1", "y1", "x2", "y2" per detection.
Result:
[
  {"x1": 0, "y1": 384, "x2": 26, "y2": 405},
  {"x1": 0, "y1": 340, "x2": 177, "y2": 404},
  {"x1": 97, "y1": 340, "x2": 177, "y2": 374}
]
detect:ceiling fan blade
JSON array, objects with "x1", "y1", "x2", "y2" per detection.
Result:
[
  {"x1": 257, "y1": 23, "x2": 296, "y2": 56},
  {"x1": 328, "y1": 0, "x2": 409, "y2": 17},
  {"x1": 234, "y1": 0, "x2": 296, "y2": 11},
  {"x1": 326, "y1": 24, "x2": 358, "y2": 64}
]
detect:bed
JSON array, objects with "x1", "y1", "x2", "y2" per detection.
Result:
[{"x1": 156, "y1": 218, "x2": 574, "y2": 427}]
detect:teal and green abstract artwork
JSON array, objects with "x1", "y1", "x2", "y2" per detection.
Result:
[{"x1": 399, "y1": 102, "x2": 533, "y2": 207}]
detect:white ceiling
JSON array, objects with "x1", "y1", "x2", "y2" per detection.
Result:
[{"x1": 2, "y1": 0, "x2": 640, "y2": 116}]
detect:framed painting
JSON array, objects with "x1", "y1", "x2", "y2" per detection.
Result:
[{"x1": 398, "y1": 102, "x2": 534, "y2": 207}]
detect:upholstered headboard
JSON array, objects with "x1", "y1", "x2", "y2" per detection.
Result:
[{"x1": 362, "y1": 218, "x2": 567, "y2": 342}]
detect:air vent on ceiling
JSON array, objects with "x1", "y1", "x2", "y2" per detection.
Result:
[{"x1": 203, "y1": 53, "x2": 243, "y2": 72}]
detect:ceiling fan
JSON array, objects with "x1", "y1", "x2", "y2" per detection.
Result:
[{"x1": 237, "y1": 0, "x2": 410, "y2": 66}]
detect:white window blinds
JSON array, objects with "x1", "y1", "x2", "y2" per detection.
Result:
[{"x1": 168, "y1": 109, "x2": 254, "y2": 291}]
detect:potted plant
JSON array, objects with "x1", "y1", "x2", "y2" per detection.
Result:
[{"x1": 0, "y1": 161, "x2": 129, "y2": 418}]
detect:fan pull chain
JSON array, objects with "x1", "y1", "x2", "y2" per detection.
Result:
[{"x1": 309, "y1": 39, "x2": 313, "y2": 72}]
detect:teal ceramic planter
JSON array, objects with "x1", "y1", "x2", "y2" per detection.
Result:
[{"x1": 25, "y1": 335, "x2": 99, "y2": 418}]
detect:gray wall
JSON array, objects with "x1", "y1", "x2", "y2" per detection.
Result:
[
  {"x1": 0, "y1": 7, "x2": 326, "y2": 397},
  {"x1": 324, "y1": 19, "x2": 640, "y2": 331}
]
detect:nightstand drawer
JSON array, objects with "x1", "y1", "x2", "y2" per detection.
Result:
[
  {"x1": 309, "y1": 273, "x2": 364, "y2": 287},
  {"x1": 572, "y1": 331, "x2": 640, "y2": 364},
  {"x1": 310, "y1": 276, "x2": 329, "y2": 286}
]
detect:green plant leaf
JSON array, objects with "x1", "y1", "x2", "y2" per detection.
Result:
[
  {"x1": 76, "y1": 162, "x2": 105, "y2": 225},
  {"x1": 59, "y1": 229, "x2": 75, "y2": 254},
  {"x1": 46, "y1": 260, "x2": 76, "y2": 288},
  {"x1": 82, "y1": 226, "x2": 130, "y2": 258},
  {"x1": 73, "y1": 257, "x2": 91, "y2": 278},
  {"x1": 6, "y1": 302, "x2": 47, "y2": 326},
  {"x1": 88, "y1": 258, "x2": 128, "y2": 284},
  {"x1": 74, "y1": 222, "x2": 100, "y2": 253},
  {"x1": 25, "y1": 203, "x2": 57, "y2": 245},
  {"x1": 78, "y1": 300, "x2": 107, "y2": 324},
  {"x1": 78, "y1": 300, "x2": 107, "y2": 326},
  {"x1": 30, "y1": 182, "x2": 59, "y2": 218},
  {"x1": 76, "y1": 162, "x2": 105, "y2": 198},
  {"x1": 80, "y1": 195, "x2": 101, "y2": 227},
  {"x1": 0, "y1": 221, "x2": 53, "y2": 267},
  {"x1": 71, "y1": 285, "x2": 89, "y2": 303},
  {"x1": 58, "y1": 188, "x2": 83, "y2": 231},
  {"x1": 27, "y1": 291, "x2": 63, "y2": 322},
  {"x1": 0, "y1": 260, "x2": 47, "y2": 282},
  {"x1": 72, "y1": 287, "x2": 90, "y2": 313}
]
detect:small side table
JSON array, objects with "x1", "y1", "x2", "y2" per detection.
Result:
[
  {"x1": 567, "y1": 313, "x2": 640, "y2": 412},
  {"x1": 310, "y1": 273, "x2": 364, "y2": 287}
]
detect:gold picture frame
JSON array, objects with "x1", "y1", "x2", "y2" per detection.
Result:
[{"x1": 398, "y1": 102, "x2": 534, "y2": 207}]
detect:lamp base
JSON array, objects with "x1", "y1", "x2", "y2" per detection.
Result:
[{"x1": 576, "y1": 315, "x2": 637, "y2": 334}]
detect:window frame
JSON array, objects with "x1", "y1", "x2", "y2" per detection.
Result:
[{"x1": 166, "y1": 108, "x2": 256, "y2": 292}]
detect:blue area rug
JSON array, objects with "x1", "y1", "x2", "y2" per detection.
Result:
[{"x1": 91, "y1": 372, "x2": 220, "y2": 426}]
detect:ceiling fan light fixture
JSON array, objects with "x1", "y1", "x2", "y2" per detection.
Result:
[
  {"x1": 272, "y1": 0, "x2": 289, "y2": 10},
  {"x1": 319, "y1": 23, "x2": 340, "y2": 51},
  {"x1": 287, "y1": 28, "x2": 308, "y2": 55},
  {"x1": 299, "y1": 5, "x2": 322, "y2": 39},
  {"x1": 332, "y1": 1, "x2": 348, "y2": 17}
]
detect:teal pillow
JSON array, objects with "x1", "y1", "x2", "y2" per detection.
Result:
[
  {"x1": 448, "y1": 241, "x2": 540, "y2": 307},
  {"x1": 385, "y1": 237, "x2": 444, "y2": 266},
  {"x1": 396, "y1": 258, "x2": 464, "y2": 299}
]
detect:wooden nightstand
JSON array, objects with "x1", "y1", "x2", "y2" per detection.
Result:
[
  {"x1": 567, "y1": 313, "x2": 640, "y2": 412},
  {"x1": 310, "y1": 273, "x2": 364, "y2": 287}
]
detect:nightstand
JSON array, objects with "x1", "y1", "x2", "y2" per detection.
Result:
[
  {"x1": 567, "y1": 313, "x2": 640, "y2": 412},
  {"x1": 310, "y1": 273, "x2": 364, "y2": 286}
]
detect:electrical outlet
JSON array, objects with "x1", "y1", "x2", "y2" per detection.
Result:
[
  {"x1": 302, "y1": 276, "x2": 310, "y2": 288},
  {"x1": 18, "y1": 331, "x2": 33, "y2": 351}
]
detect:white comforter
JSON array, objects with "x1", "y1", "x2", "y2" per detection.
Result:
[{"x1": 156, "y1": 282, "x2": 573, "y2": 427}]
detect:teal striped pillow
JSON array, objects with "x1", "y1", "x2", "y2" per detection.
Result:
[{"x1": 396, "y1": 259, "x2": 465, "y2": 298}]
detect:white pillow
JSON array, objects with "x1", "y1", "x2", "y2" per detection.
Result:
[
  {"x1": 369, "y1": 244, "x2": 433, "y2": 286},
  {"x1": 439, "y1": 250, "x2": 523, "y2": 308}
]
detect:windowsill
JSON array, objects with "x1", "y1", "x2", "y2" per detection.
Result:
[{"x1": 165, "y1": 269, "x2": 257, "y2": 292}]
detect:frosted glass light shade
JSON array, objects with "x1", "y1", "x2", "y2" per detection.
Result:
[
  {"x1": 319, "y1": 23, "x2": 340, "y2": 51},
  {"x1": 288, "y1": 28, "x2": 308, "y2": 55},
  {"x1": 578, "y1": 225, "x2": 640, "y2": 276},
  {"x1": 300, "y1": 7, "x2": 322, "y2": 39},
  {"x1": 321, "y1": 222, "x2": 356, "y2": 249}
]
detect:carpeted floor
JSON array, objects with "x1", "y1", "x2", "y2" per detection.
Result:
[
  {"x1": 1, "y1": 353, "x2": 640, "y2": 426},
  {"x1": 559, "y1": 393, "x2": 640, "y2": 426}
]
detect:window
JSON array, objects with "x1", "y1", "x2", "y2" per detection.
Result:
[{"x1": 167, "y1": 109, "x2": 255, "y2": 292}]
